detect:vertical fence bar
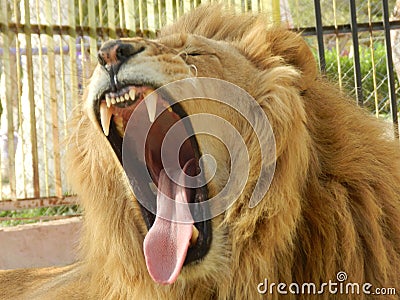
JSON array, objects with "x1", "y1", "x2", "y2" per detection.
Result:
[
  {"x1": 158, "y1": 0, "x2": 165, "y2": 27},
  {"x1": 272, "y1": 0, "x2": 280, "y2": 24},
  {"x1": 154, "y1": 0, "x2": 161, "y2": 30},
  {"x1": 44, "y1": 0, "x2": 62, "y2": 198},
  {"x1": 138, "y1": 0, "x2": 145, "y2": 32},
  {"x1": 314, "y1": 0, "x2": 325, "y2": 72},
  {"x1": 107, "y1": 0, "x2": 117, "y2": 38},
  {"x1": 176, "y1": 0, "x2": 184, "y2": 19},
  {"x1": 349, "y1": 0, "x2": 364, "y2": 105},
  {"x1": 88, "y1": 0, "x2": 98, "y2": 64},
  {"x1": 382, "y1": 0, "x2": 399, "y2": 137},
  {"x1": 78, "y1": 0, "x2": 88, "y2": 88},
  {"x1": 332, "y1": 0, "x2": 342, "y2": 89},
  {"x1": 68, "y1": 0, "x2": 79, "y2": 107},
  {"x1": 244, "y1": 0, "x2": 250, "y2": 12},
  {"x1": 24, "y1": 0, "x2": 40, "y2": 198},
  {"x1": 251, "y1": 0, "x2": 259, "y2": 12},
  {"x1": 293, "y1": 0, "x2": 300, "y2": 29},
  {"x1": 124, "y1": 0, "x2": 136, "y2": 36},
  {"x1": 166, "y1": 0, "x2": 174, "y2": 24},
  {"x1": 14, "y1": 0, "x2": 28, "y2": 198},
  {"x1": 35, "y1": 0, "x2": 50, "y2": 197},
  {"x1": 119, "y1": 0, "x2": 125, "y2": 31},
  {"x1": 99, "y1": 0, "x2": 106, "y2": 38},
  {"x1": 183, "y1": 0, "x2": 192, "y2": 14},
  {"x1": 259, "y1": 0, "x2": 269, "y2": 19},
  {"x1": 367, "y1": 0, "x2": 379, "y2": 118},
  {"x1": 147, "y1": 0, "x2": 157, "y2": 33},
  {"x1": 1, "y1": 0, "x2": 16, "y2": 200},
  {"x1": 57, "y1": 0, "x2": 68, "y2": 137}
]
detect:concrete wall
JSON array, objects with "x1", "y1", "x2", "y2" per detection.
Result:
[{"x1": 0, "y1": 217, "x2": 81, "y2": 270}]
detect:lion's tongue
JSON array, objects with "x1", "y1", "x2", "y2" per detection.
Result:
[{"x1": 143, "y1": 166, "x2": 194, "y2": 285}]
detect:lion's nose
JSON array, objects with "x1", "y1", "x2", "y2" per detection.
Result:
[
  {"x1": 97, "y1": 40, "x2": 143, "y2": 68},
  {"x1": 97, "y1": 40, "x2": 145, "y2": 91}
]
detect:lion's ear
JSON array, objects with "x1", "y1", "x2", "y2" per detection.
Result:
[
  {"x1": 267, "y1": 29, "x2": 317, "y2": 90},
  {"x1": 240, "y1": 22, "x2": 317, "y2": 91}
]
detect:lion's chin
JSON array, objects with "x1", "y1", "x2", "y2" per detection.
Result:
[{"x1": 94, "y1": 84, "x2": 212, "y2": 284}]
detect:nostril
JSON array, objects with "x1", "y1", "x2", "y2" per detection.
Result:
[{"x1": 116, "y1": 44, "x2": 145, "y2": 61}]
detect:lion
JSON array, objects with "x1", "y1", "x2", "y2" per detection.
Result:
[{"x1": 1, "y1": 5, "x2": 400, "y2": 300}]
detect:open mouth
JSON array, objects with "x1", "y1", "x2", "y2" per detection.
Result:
[{"x1": 96, "y1": 84, "x2": 212, "y2": 284}]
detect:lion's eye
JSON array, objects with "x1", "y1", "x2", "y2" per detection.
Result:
[{"x1": 188, "y1": 52, "x2": 203, "y2": 56}]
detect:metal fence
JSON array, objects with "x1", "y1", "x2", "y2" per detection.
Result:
[{"x1": 0, "y1": 0, "x2": 399, "y2": 223}]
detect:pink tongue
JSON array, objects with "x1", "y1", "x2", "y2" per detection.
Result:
[{"x1": 143, "y1": 165, "x2": 194, "y2": 285}]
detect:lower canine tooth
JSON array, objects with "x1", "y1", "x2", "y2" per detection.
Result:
[
  {"x1": 114, "y1": 116, "x2": 124, "y2": 137},
  {"x1": 100, "y1": 102, "x2": 112, "y2": 136},
  {"x1": 149, "y1": 182, "x2": 157, "y2": 194},
  {"x1": 191, "y1": 226, "x2": 199, "y2": 245}
]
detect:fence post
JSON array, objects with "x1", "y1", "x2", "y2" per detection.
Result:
[
  {"x1": 349, "y1": 0, "x2": 364, "y2": 106},
  {"x1": 313, "y1": 0, "x2": 325, "y2": 72},
  {"x1": 382, "y1": 0, "x2": 399, "y2": 137}
]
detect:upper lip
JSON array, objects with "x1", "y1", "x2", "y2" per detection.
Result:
[{"x1": 94, "y1": 82, "x2": 212, "y2": 266}]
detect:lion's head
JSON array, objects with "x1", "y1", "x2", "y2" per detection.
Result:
[{"x1": 67, "y1": 5, "x2": 400, "y2": 299}]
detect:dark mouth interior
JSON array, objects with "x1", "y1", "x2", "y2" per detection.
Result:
[{"x1": 96, "y1": 85, "x2": 212, "y2": 266}]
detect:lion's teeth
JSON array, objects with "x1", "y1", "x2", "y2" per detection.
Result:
[
  {"x1": 191, "y1": 226, "x2": 199, "y2": 245},
  {"x1": 129, "y1": 89, "x2": 136, "y2": 100},
  {"x1": 145, "y1": 95, "x2": 157, "y2": 123},
  {"x1": 116, "y1": 96, "x2": 121, "y2": 103},
  {"x1": 100, "y1": 102, "x2": 112, "y2": 136},
  {"x1": 106, "y1": 95, "x2": 111, "y2": 108},
  {"x1": 111, "y1": 97, "x2": 116, "y2": 105},
  {"x1": 124, "y1": 93, "x2": 129, "y2": 100},
  {"x1": 119, "y1": 96, "x2": 124, "y2": 103}
]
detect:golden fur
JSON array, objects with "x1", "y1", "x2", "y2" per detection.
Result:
[{"x1": 1, "y1": 5, "x2": 400, "y2": 299}]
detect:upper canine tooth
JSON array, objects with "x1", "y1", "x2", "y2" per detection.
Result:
[
  {"x1": 129, "y1": 89, "x2": 136, "y2": 100},
  {"x1": 145, "y1": 95, "x2": 157, "y2": 123},
  {"x1": 106, "y1": 95, "x2": 111, "y2": 108},
  {"x1": 100, "y1": 102, "x2": 112, "y2": 136}
]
